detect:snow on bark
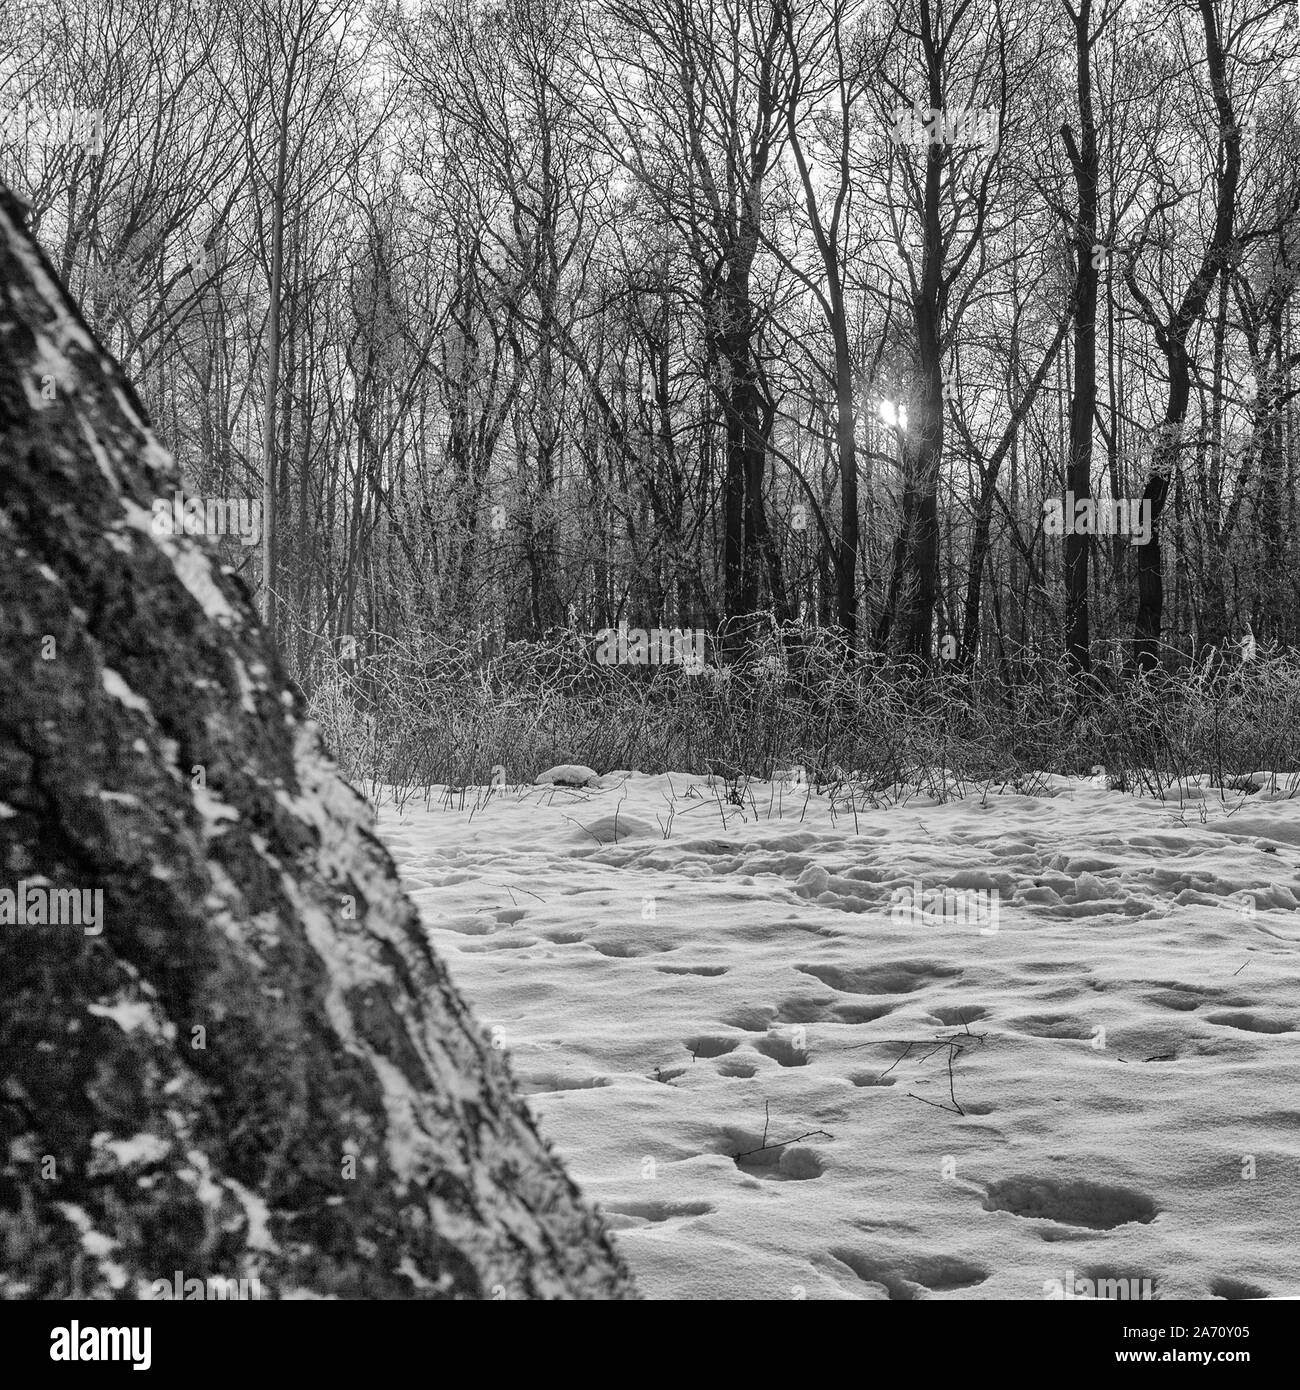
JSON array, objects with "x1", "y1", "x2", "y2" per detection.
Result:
[{"x1": 0, "y1": 182, "x2": 635, "y2": 1300}]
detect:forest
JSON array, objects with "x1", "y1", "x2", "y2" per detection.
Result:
[
  {"x1": 6, "y1": 0, "x2": 1300, "y2": 1315},
  {"x1": 6, "y1": 0, "x2": 1300, "y2": 789}
]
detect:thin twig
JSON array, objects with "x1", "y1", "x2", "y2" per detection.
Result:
[
  {"x1": 562, "y1": 814, "x2": 605, "y2": 846},
  {"x1": 733, "y1": 1129, "x2": 834, "y2": 1159}
]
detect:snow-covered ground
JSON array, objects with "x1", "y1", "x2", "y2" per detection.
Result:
[{"x1": 378, "y1": 770, "x2": 1300, "y2": 1300}]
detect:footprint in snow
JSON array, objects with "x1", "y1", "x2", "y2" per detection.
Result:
[
  {"x1": 796, "y1": 961, "x2": 962, "y2": 995},
  {"x1": 981, "y1": 1176, "x2": 1157, "y2": 1229},
  {"x1": 830, "y1": 1248, "x2": 990, "y2": 1299},
  {"x1": 1204, "y1": 1010, "x2": 1296, "y2": 1034}
]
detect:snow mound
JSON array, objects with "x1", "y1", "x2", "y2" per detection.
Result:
[{"x1": 536, "y1": 763, "x2": 600, "y2": 787}]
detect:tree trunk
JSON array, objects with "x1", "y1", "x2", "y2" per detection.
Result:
[
  {"x1": 0, "y1": 186, "x2": 635, "y2": 1301},
  {"x1": 1061, "y1": 5, "x2": 1099, "y2": 675}
]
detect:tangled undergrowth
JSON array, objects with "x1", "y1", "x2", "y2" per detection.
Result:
[{"x1": 293, "y1": 622, "x2": 1300, "y2": 812}]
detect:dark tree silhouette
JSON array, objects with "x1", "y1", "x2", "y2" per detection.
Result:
[{"x1": 0, "y1": 183, "x2": 635, "y2": 1300}]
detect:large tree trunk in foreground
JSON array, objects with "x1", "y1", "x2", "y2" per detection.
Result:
[{"x1": 0, "y1": 185, "x2": 635, "y2": 1301}]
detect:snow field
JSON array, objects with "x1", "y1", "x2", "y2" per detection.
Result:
[{"x1": 380, "y1": 771, "x2": 1300, "y2": 1300}]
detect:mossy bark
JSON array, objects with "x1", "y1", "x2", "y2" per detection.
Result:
[{"x1": 0, "y1": 183, "x2": 635, "y2": 1300}]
